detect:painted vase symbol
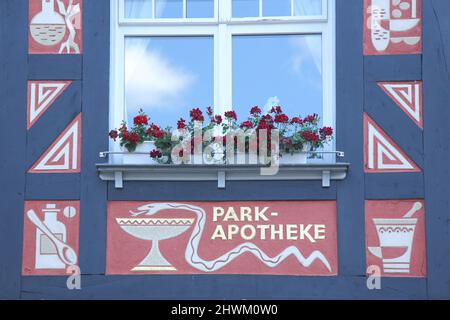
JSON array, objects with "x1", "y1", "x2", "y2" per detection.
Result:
[
  {"x1": 30, "y1": 0, "x2": 66, "y2": 46},
  {"x1": 35, "y1": 204, "x2": 67, "y2": 269}
]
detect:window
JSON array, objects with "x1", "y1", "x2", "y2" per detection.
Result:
[
  {"x1": 125, "y1": 36, "x2": 214, "y2": 127},
  {"x1": 111, "y1": 0, "x2": 335, "y2": 157}
]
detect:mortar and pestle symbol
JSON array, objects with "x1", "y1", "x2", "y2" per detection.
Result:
[{"x1": 368, "y1": 202, "x2": 422, "y2": 274}]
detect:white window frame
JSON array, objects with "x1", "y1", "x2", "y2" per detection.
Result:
[{"x1": 110, "y1": 0, "x2": 335, "y2": 158}]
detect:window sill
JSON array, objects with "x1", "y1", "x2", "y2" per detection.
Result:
[{"x1": 96, "y1": 163, "x2": 350, "y2": 189}]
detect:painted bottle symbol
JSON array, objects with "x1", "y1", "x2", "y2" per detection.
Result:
[
  {"x1": 35, "y1": 204, "x2": 67, "y2": 269},
  {"x1": 30, "y1": 0, "x2": 66, "y2": 46}
]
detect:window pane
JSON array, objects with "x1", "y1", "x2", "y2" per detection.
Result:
[
  {"x1": 124, "y1": 0, "x2": 153, "y2": 19},
  {"x1": 187, "y1": 0, "x2": 214, "y2": 18},
  {"x1": 263, "y1": 0, "x2": 291, "y2": 17},
  {"x1": 156, "y1": 0, "x2": 183, "y2": 18},
  {"x1": 232, "y1": 35, "x2": 322, "y2": 123},
  {"x1": 125, "y1": 37, "x2": 214, "y2": 128},
  {"x1": 293, "y1": 0, "x2": 322, "y2": 16},
  {"x1": 232, "y1": 0, "x2": 259, "y2": 18}
]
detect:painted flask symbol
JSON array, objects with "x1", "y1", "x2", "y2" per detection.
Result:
[{"x1": 30, "y1": 0, "x2": 66, "y2": 46}]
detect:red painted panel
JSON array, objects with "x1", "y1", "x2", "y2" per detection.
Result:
[
  {"x1": 22, "y1": 201, "x2": 80, "y2": 276},
  {"x1": 106, "y1": 201, "x2": 338, "y2": 276},
  {"x1": 365, "y1": 200, "x2": 426, "y2": 277},
  {"x1": 364, "y1": 0, "x2": 422, "y2": 55},
  {"x1": 29, "y1": 0, "x2": 83, "y2": 54}
]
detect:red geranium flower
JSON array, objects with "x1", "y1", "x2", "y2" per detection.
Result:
[
  {"x1": 224, "y1": 111, "x2": 237, "y2": 121},
  {"x1": 127, "y1": 132, "x2": 139, "y2": 144},
  {"x1": 304, "y1": 114, "x2": 318, "y2": 123},
  {"x1": 133, "y1": 115, "x2": 148, "y2": 126},
  {"x1": 270, "y1": 106, "x2": 283, "y2": 114},
  {"x1": 146, "y1": 124, "x2": 158, "y2": 136},
  {"x1": 177, "y1": 118, "x2": 186, "y2": 129},
  {"x1": 257, "y1": 121, "x2": 273, "y2": 131},
  {"x1": 119, "y1": 124, "x2": 128, "y2": 133},
  {"x1": 190, "y1": 108, "x2": 204, "y2": 122},
  {"x1": 290, "y1": 117, "x2": 303, "y2": 125},
  {"x1": 250, "y1": 106, "x2": 262, "y2": 115},
  {"x1": 320, "y1": 126, "x2": 333, "y2": 136},
  {"x1": 301, "y1": 131, "x2": 319, "y2": 142},
  {"x1": 240, "y1": 121, "x2": 254, "y2": 129},
  {"x1": 150, "y1": 149, "x2": 162, "y2": 159},
  {"x1": 153, "y1": 129, "x2": 165, "y2": 139},
  {"x1": 213, "y1": 115, "x2": 223, "y2": 125},
  {"x1": 207, "y1": 106, "x2": 213, "y2": 116},
  {"x1": 259, "y1": 114, "x2": 274, "y2": 128},
  {"x1": 274, "y1": 114, "x2": 289, "y2": 123},
  {"x1": 147, "y1": 124, "x2": 164, "y2": 139},
  {"x1": 109, "y1": 130, "x2": 118, "y2": 141}
]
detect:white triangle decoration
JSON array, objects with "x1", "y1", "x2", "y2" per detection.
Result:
[
  {"x1": 29, "y1": 82, "x2": 68, "y2": 127},
  {"x1": 367, "y1": 121, "x2": 415, "y2": 170},
  {"x1": 33, "y1": 119, "x2": 79, "y2": 171},
  {"x1": 381, "y1": 83, "x2": 421, "y2": 124}
]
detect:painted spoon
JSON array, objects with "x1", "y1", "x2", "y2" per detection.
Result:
[{"x1": 27, "y1": 210, "x2": 78, "y2": 266}]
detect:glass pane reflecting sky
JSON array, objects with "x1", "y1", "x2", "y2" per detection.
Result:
[
  {"x1": 232, "y1": 35, "x2": 322, "y2": 122},
  {"x1": 294, "y1": 0, "x2": 322, "y2": 16},
  {"x1": 125, "y1": 37, "x2": 214, "y2": 128},
  {"x1": 232, "y1": 0, "x2": 259, "y2": 18},
  {"x1": 156, "y1": 0, "x2": 183, "y2": 18},
  {"x1": 187, "y1": 0, "x2": 214, "y2": 18},
  {"x1": 125, "y1": 0, "x2": 153, "y2": 18},
  {"x1": 232, "y1": 0, "x2": 322, "y2": 18},
  {"x1": 263, "y1": 0, "x2": 291, "y2": 17}
]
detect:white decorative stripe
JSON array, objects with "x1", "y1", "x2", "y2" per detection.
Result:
[
  {"x1": 383, "y1": 269, "x2": 410, "y2": 273},
  {"x1": 383, "y1": 263, "x2": 410, "y2": 269}
]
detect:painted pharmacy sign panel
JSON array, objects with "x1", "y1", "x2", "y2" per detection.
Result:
[
  {"x1": 22, "y1": 201, "x2": 80, "y2": 276},
  {"x1": 365, "y1": 200, "x2": 426, "y2": 277},
  {"x1": 363, "y1": 0, "x2": 422, "y2": 55},
  {"x1": 107, "y1": 201, "x2": 338, "y2": 276},
  {"x1": 29, "y1": 0, "x2": 83, "y2": 54}
]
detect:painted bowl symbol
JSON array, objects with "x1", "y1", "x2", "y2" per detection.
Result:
[{"x1": 116, "y1": 218, "x2": 195, "y2": 271}]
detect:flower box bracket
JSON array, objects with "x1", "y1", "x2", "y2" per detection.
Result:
[{"x1": 96, "y1": 162, "x2": 350, "y2": 189}]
